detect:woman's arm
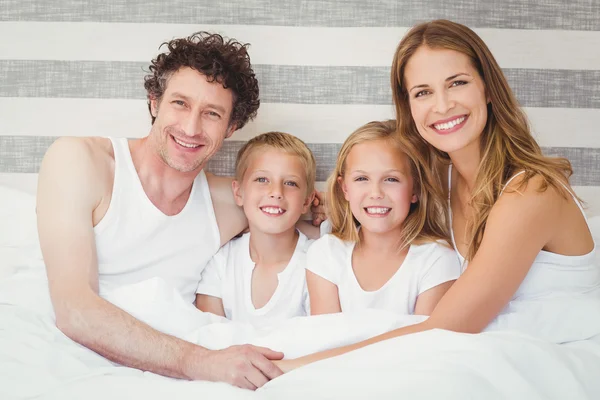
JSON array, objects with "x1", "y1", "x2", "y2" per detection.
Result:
[
  {"x1": 306, "y1": 270, "x2": 342, "y2": 315},
  {"x1": 279, "y1": 175, "x2": 567, "y2": 372}
]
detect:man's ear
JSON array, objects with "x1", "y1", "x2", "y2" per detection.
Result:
[
  {"x1": 302, "y1": 189, "x2": 316, "y2": 214},
  {"x1": 231, "y1": 179, "x2": 244, "y2": 207},
  {"x1": 337, "y1": 176, "x2": 350, "y2": 201},
  {"x1": 150, "y1": 97, "x2": 159, "y2": 118},
  {"x1": 225, "y1": 123, "x2": 237, "y2": 139}
]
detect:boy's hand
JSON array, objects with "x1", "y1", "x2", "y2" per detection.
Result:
[{"x1": 310, "y1": 191, "x2": 327, "y2": 226}]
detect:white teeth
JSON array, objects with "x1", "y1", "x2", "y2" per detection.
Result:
[
  {"x1": 173, "y1": 137, "x2": 201, "y2": 148},
  {"x1": 261, "y1": 207, "x2": 284, "y2": 215},
  {"x1": 433, "y1": 116, "x2": 466, "y2": 131},
  {"x1": 365, "y1": 207, "x2": 390, "y2": 215}
]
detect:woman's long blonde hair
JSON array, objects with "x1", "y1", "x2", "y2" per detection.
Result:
[
  {"x1": 326, "y1": 120, "x2": 450, "y2": 250},
  {"x1": 391, "y1": 19, "x2": 574, "y2": 261}
]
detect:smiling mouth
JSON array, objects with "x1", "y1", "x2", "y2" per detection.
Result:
[
  {"x1": 431, "y1": 115, "x2": 467, "y2": 131},
  {"x1": 171, "y1": 135, "x2": 203, "y2": 149},
  {"x1": 260, "y1": 206, "x2": 286, "y2": 215},
  {"x1": 364, "y1": 207, "x2": 391, "y2": 216}
]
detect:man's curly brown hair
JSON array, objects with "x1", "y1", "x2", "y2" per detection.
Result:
[{"x1": 143, "y1": 31, "x2": 259, "y2": 130}]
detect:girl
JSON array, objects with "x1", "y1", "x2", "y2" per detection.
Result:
[
  {"x1": 306, "y1": 120, "x2": 461, "y2": 316},
  {"x1": 278, "y1": 19, "x2": 599, "y2": 372}
]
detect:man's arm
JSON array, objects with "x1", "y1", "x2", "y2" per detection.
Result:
[{"x1": 38, "y1": 138, "x2": 282, "y2": 389}]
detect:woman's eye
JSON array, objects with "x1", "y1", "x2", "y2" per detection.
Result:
[
  {"x1": 451, "y1": 80, "x2": 468, "y2": 87},
  {"x1": 415, "y1": 90, "x2": 430, "y2": 98}
]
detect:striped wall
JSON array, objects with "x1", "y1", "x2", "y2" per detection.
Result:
[{"x1": 1, "y1": 1, "x2": 600, "y2": 216}]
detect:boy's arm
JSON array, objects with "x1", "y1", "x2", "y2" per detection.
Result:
[{"x1": 195, "y1": 294, "x2": 226, "y2": 317}]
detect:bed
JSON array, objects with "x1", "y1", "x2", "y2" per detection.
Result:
[{"x1": 2, "y1": 1, "x2": 600, "y2": 399}]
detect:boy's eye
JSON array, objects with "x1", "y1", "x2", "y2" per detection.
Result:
[
  {"x1": 285, "y1": 181, "x2": 298, "y2": 187},
  {"x1": 255, "y1": 177, "x2": 268, "y2": 183}
]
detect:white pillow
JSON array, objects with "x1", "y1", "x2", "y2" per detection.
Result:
[{"x1": 0, "y1": 185, "x2": 38, "y2": 279}]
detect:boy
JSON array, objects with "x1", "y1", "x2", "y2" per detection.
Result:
[{"x1": 196, "y1": 132, "x2": 316, "y2": 328}]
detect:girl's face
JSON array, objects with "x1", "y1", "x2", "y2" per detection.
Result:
[
  {"x1": 404, "y1": 46, "x2": 488, "y2": 158},
  {"x1": 339, "y1": 139, "x2": 417, "y2": 236}
]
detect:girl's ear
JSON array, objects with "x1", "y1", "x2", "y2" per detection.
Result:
[
  {"x1": 337, "y1": 176, "x2": 350, "y2": 201},
  {"x1": 232, "y1": 180, "x2": 244, "y2": 207},
  {"x1": 411, "y1": 193, "x2": 418, "y2": 203}
]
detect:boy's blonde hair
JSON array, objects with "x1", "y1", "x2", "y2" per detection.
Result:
[
  {"x1": 326, "y1": 120, "x2": 450, "y2": 250},
  {"x1": 235, "y1": 131, "x2": 316, "y2": 195}
]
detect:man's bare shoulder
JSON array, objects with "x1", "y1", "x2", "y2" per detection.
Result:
[{"x1": 38, "y1": 137, "x2": 116, "y2": 211}]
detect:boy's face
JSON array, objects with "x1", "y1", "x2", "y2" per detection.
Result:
[{"x1": 233, "y1": 148, "x2": 313, "y2": 235}]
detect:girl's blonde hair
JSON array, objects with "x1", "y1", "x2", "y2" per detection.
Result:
[
  {"x1": 391, "y1": 19, "x2": 575, "y2": 261},
  {"x1": 326, "y1": 120, "x2": 450, "y2": 250}
]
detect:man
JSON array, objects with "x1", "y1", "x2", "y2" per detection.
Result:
[{"x1": 36, "y1": 32, "x2": 283, "y2": 390}]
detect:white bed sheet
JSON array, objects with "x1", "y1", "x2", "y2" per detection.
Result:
[{"x1": 2, "y1": 184, "x2": 600, "y2": 400}]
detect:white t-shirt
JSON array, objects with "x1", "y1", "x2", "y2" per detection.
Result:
[
  {"x1": 196, "y1": 231, "x2": 311, "y2": 328},
  {"x1": 306, "y1": 234, "x2": 461, "y2": 315}
]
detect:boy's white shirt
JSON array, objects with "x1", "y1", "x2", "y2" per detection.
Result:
[
  {"x1": 196, "y1": 231, "x2": 312, "y2": 328},
  {"x1": 306, "y1": 234, "x2": 461, "y2": 315}
]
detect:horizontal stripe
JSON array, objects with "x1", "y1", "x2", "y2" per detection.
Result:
[
  {"x1": 2, "y1": 136, "x2": 600, "y2": 186},
  {"x1": 2, "y1": 98, "x2": 600, "y2": 149},
  {"x1": 1, "y1": 0, "x2": 598, "y2": 30},
  {"x1": 2, "y1": 61, "x2": 599, "y2": 108},
  {"x1": 2, "y1": 172, "x2": 599, "y2": 218},
  {"x1": 2, "y1": 22, "x2": 600, "y2": 70}
]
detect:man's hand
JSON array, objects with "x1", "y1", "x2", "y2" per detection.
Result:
[
  {"x1": 188, "y1": 345, "x2": 284, "y2": 390},
  {"x1": 310, "y1": 190, "x2": 327, "y2": 226}
]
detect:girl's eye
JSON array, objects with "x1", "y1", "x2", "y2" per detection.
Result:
[
  {"x1": 354, "y1": 176, "x2": 367, "y2": 182},
  {"x1": 255, "y1": 177, "x2": 268, "y2": 183},
  {"x1": 385, "y1": 177, "x2": 400, "y2": 183}
]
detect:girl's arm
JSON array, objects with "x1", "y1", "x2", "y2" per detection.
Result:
[
  {"x1": 279, "y1": 175, "x2": 573, "y2": 372},
  {"x1": 306, "y1": 270, "x2": 342, "y2": 315},
  {"x1": 413, "y1": 280, "x2": 455, "y2": 315}
]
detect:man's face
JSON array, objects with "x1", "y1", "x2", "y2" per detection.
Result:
[{"x1": 149, "y1": 67, "x2": 236, "y2": 173}]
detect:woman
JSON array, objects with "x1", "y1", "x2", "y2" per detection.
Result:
[{"x1": 277, "y1": 19, "x2": 599, "y2": 372}]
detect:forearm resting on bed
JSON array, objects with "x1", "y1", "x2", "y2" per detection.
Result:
[{"x1": 54, "y1": 289, "x2": 205, "y2": 380}]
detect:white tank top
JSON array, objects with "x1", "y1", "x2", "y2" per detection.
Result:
[
  {"x1": 447, "y1": 164, "x2": 599, "y2": 300},
  {"x1": 93, "y1": 138, "x2": 221, "y2": 303}
]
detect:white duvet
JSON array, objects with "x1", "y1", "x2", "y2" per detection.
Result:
[{"x1": 2, "y1": 185, "x2": 600, "y2": 400}]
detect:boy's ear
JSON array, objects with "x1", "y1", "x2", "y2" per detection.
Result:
[
  {"x1": 231, "y1": 179, "x2": 244, "y2": 207},
  {"x1": 302, "y1": 189, "x2": 316, "y2": 214},
  {"x1": 337, "y1": 176, "x2": 350, "y2": 201}
]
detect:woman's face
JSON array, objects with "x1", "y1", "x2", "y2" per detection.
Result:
[{"x1": 404, "y1": 46, "x2": 489, "y2": 157}]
